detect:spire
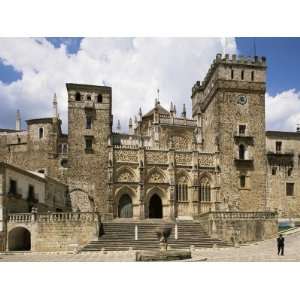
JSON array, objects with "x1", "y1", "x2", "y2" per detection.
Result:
[
  {"x1": 170, "y1": 101, "x2": 174, "y2": 112},
  {"x1": 116, "y1": 119, "x2": 121, "y2": 132},
  {"x1": 157, "y1": 89, "x2": 160, "y2": 104},
  {"x1": 138, "y1": 107, "x2": 142, "y2": 121},
  {"x1": 53, "y1": 93, "x2": 58, "y2": 118},
  {"x1": 155, "y1": 98, "x2": 159, "y2": 107},
  {"x1": 173, "y1": 104, "x2": 177, "y2": 116},
  {"x1": 134, "y1": 115, "x2": 138, "y2": 127},
  {"x1": 16, "y1": 109, "x2": 21, "y2": 131},
  {"x1": 129, "y1": 117, "x2": 133, "y2": 134},
  {"x1": 181, "y1": 103, "x2": 186, "y2": 118}
]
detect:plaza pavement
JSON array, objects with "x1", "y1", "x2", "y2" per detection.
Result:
[{"x1": 1, "y1": 229, "x2": 300, "y2": 262}]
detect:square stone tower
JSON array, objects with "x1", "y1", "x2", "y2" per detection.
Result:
[
  {"x1": 192, "y1": 54, "x2": 267, "y2": 211},
  {"x1": 67, "y1": 84, "x2": 112, "y2": 213}
]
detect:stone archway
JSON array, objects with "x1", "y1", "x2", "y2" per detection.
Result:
[
  {"x1": 8, "y1": 227, "x2": 31, "y2": 251},
  {"x1": 149, "y1": 194, "x2": 163, "y2": 218},
  {"x1": 118, "y1": 194, "x2": 133, "y2": 218}
]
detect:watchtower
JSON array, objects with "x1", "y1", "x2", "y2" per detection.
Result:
[{"x1": 191, "y1": 54, "x2": 267, "y2": 211}]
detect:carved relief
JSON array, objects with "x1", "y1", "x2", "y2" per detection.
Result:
[
  {"x1": 172, "y1": 136, "x2": 190, "y2": 150},
  {"x1": 146, "y1": 151, "x2": 168, "y2": 164},
  {"x1": 117, "y1": 171, "x2": 133, "y2": 182},
  {"x1": 147, "y1": 169, "x2": 166, "y2": 184},
  {"x1": 114, "y1": 149, "x2": 138, "y2": 162},
  {"x1": 175, "y1": 152, "x2": 192, "y2": 165},
  {"x1": 198, "y1": 154, "x2": 214, "y2": 167}
]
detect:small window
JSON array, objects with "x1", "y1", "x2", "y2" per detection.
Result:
[
  {"x1": 240, "y1": 176, "x2": 246, "y2": 188},
  {"x1": 286, "y1": 183, "x2": 294, "y2": 196},
  {"x1": 39, "y1": 127, "x2": 44, "y2": 139},
  {"x1": 17, "y1": 136, "x2": 21, "y2": 143},
  {"x1": 239, "y1": 125, "x2": 246, "y2": 136},
  {"x1": 86, "y1": 116, "x2": 92, "y2": 129},
  {"x1": 27, "y1": 185, "x2": 35, "y2": 201},
  {"x1": 288, "y1": 168, "x2": 293, "y2": 177},
  {"x1": 231, "y1": 69, "x2": 234, "y2": 79},
  {"x1": 85, "y1": 137, "x2": 93, "y2": 151},
  {"x1": 97, "y1": 94, "x2": 103, "y2": 103},
  {"x1": 241, "y1": 70, "x2": 244, "y2": 80},
  {"x1": 63, "y1": 144, "x2": 68, "y2": 154},
  {"x1": 9, "y1": 179, "x2": 17, "y2": 195},
  {"x1": 239, "y1": 144, "x2": 245, "y2": 160},
  {"x1": 86, "y1": 94, "x2": 91, "y2": 101},
  {"x1": 75, "y1": 92, "x2": 81, "y2": 101},
  {"x1": 276, "y1": 141, "x2": 282, "y2": 153},
  {"x1": 37, "y1": 169, "x2": 45, "y2": 174},
  {"x1": 251, "y1": 71, "x2": 254, "y2": 81},
  {"x1": 272, "y1": 167, "x2": 277, "y2": 175}
]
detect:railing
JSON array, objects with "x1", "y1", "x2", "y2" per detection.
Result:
[
  {"x1": 199, "y1": 211, "x2": 278, "y2": 220},
  {"x1": 8, "y1": 212, "x2": 100, "y2": 223},
  {"x1": 8, "y1": 213, "x2": 32, "y2": 222}
]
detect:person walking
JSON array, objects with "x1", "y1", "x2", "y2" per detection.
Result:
[{"x1": 277, "y1": 234, "x2": 285, "y2": 256}]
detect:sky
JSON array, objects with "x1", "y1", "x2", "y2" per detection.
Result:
[{"x1": 0, "y1": 37, "x2": 300, "y2": 133}]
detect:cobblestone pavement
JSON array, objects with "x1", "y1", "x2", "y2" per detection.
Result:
[
  {"x1": 1, "y1": 230, "x2": 300, "y2": 262},
  {"x1": 193, "y1": 229, "x2": 300, "y2": 262}
]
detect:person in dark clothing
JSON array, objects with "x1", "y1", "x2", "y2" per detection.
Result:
[{"x1": 277, "y1": 234, "x2": 285, "y2": 256}]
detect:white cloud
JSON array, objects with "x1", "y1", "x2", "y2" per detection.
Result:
[
  {"x1": 0, "y1": 37, "x2": 237, "y2": 131},
  {"x1": 266, "y1": 89, "x2": 300, "y2": 131}
]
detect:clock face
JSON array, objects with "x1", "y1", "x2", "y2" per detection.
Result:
[{"x1": 238, "y1": 95, "x2": 247, "y2": 105}]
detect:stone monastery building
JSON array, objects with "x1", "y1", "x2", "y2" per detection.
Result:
[{"x1": 0, "y1": 53, "x2": 299, "y2": 251}]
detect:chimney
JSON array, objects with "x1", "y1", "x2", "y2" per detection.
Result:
[
  {"x1": 16, "y1": 110, "x2": 21, "y2": 131},
  {"x1": 53, "y1": 93, "x2": 58, "y2": 118}
]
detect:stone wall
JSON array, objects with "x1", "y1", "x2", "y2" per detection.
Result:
[
  {"x1": 6, "y1": 212, "x2": 99, "y2": 252},
  {"x1": 199, "y1": 212, "x2": 278, "y2": 244}
]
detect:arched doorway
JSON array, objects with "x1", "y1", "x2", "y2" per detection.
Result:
[
  {"x1": 118, "y1": 194, "x2": 133, "y2": 218},
  {"x1": 149, "y1": 194, "x2": 163, "y2": 218},
  {"x1": 8, "y1": 227, "x2": 31, "y2": 251}
]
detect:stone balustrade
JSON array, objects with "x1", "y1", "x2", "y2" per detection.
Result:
[
  {"x1": 8, "y1": 212, "x2": 100, "y2": 223},
  {"x1": 199, "y1": 211, "x2": 277, "y2": 220}
]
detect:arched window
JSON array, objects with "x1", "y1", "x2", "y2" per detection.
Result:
[
  {"x1": 97, "y1": 94, "x2": 103, "y2": 103},
  {"x1": 251, "y1": 71, "x2": 255, "y2": 81},
  {"x1": 176, "y1": 183, "x2": 188, "y2": 202},
  {"x1": 231, "y1": 69, "x2": 234, "y2": 79},
  {"x1": 75, "y1": 92, "x2": 81, "y2": 101},
  {"x1": 199, "y1": 177, "x2": 211, "y2": 202},
  {"x1": 86, "y1": 94, "x2": 91, "y2": 101},
  {"x1": 241, "y1": 70, "x2": 244, "y2": 80},
  {"x1": 176, "y1": 176, "x2": 189, "y2": 202},
  {"x1": 239, "y1": 144, "x2": 245, "y2": 160}
]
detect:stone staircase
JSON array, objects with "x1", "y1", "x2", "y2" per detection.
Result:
[{"x1": 81, "y1": 220, "x2": 232, "y2": 252}]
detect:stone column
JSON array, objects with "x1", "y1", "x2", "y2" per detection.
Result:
[
  {"x1": 138, "y1": 148, "x2": 145, "y2": 219},
  {"x1": 168, "y1": 148, "x2": 176, "y2": 220}
]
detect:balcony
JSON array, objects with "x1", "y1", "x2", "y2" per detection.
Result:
[
  {"x1": 267, "y1": 151, "x2": 294, "y2": 166},
  {"x1": 234, "y1": 134, "x2": 254, "y2": 145},
  {"x1": 234, "y1": 158, "x2": 254, "y2": 168},
  {"x1": 84, "y1": 101, "x2": 95, "y2": 110}
]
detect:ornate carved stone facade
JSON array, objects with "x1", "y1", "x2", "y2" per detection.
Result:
[{"x1": 0, "y1": 53, "x2": 298, "y2": 222}]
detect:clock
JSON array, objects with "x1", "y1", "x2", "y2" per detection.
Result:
[{"x1": 238, "y1": 95, "x2": 247, "y2": 105}]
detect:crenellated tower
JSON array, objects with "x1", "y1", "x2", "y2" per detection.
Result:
[{"x1": 191, "y1": 53, "x2": 267, "y2": 211}]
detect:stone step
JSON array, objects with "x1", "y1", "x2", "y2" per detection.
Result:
[{"x1": 81, "y1": 220, "x2": 231, "y2": 252}]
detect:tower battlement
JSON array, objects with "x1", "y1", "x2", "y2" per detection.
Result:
[{"x1": 192, "y1": 53, "x2": 267, "y2": 97}]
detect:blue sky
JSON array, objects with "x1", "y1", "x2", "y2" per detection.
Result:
[
  {"x1": 0, "y1": 37, "x2": 299, "y2": 132},
  {"x1": 236, "y1": 37, "x2": 300, "y2": 96}
]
